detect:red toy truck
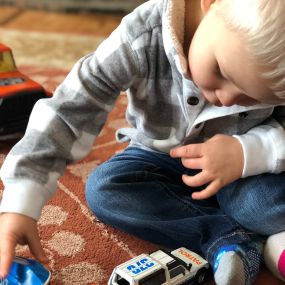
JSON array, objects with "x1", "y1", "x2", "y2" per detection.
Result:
[{"x1": 0, "y1": 43, "x2": 51, "y2": 136}]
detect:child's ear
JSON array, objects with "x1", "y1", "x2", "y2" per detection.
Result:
[{"x1": 201, "y1": 0, "x2": 216, "y2": 13}]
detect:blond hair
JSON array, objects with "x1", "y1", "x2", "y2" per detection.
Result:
[{"x1": 214, "y1": 0, "x2": 285, "y2": 99}]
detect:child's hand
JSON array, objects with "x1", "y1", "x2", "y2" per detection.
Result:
[
  {"x1": 170, "y1": 134, "x2": 244, "y2": 200},
  {"x1": 0, "y1": 213, "x2": 48, "y2": 278}
]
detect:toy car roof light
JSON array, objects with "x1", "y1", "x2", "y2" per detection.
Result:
[{"x1": 0, "y1": 44, "x2": 16, "y2": 73}]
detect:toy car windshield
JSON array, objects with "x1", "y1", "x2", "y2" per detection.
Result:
[{"x1": 0, "y1": 77, "x2": 26, "y2": 86}]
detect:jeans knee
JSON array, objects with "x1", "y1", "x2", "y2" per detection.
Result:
[
  {"x1": 85, "y1": 166, "x2": 107, "y2": 219},
  {"x1": 236, "y1": 213, "x2": 285, "y2": 236},
  {"x1": 220, "y1": 197, "x2": 285, "y2": 235},
  {"x1": 218, "y1": 175, "x2": 285, "y2": 235}
]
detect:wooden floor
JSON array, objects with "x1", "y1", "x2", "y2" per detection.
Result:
[{"x1": 0, "y1": 5, "x2": 124, "y2": 36}]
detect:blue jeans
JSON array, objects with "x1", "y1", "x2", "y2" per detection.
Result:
[{"x1": 85, "y1": 147, "x2": 285, "y2": 263}]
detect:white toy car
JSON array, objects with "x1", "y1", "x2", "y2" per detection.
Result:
[{"x1": 108, "y1": 247, "x2": 210, "y2": 285}]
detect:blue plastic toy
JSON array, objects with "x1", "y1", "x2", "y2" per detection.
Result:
[{"x1": 0, "y1": 257, "x2": 51, "y2": 285}]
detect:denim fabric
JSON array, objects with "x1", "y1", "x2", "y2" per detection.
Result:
[
  {"x1": 85, "y1": 147, "x2": 272, "y2": 264},
  {"x1": 217, "y1": 172, "x2": 285, "y2": 235}
]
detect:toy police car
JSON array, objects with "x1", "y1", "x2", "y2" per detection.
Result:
[
  {"x1": 0, "y1": 43, "x2": 51, "y2": 136},
  {"x1": 108, "y1": 247, "x2": 210, "y2": 285}
]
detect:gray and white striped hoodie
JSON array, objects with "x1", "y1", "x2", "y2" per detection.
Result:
[{"x1": 1, "y1": 0, "x2": 285, "y2": 220}]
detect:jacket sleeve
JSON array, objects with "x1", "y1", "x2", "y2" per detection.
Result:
[
  {"x1": 0, "y1": 21, "x2": 140, "y2": 220},
  {"x1": 234, "y1": 106, "x2": 285, "y2": 178}
]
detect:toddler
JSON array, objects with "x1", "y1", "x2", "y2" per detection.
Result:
[{"x1": 1, "y1": 0, "x2": 285, "y2": 284}]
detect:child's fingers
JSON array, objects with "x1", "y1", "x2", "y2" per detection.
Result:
[
  {"x1": 182, "y1": 172, "x2": 211, "y2": 188},
  {"x1": 170, "y1": 144, "x2": 202, "y2": 158},
  {"x1": 27, "y1": 229, "x2": 48, "y2": 264},
  {"x1": 0, "y1": 237, "x2": 16, "y2": 278},
  {"x1": 181, "y1": 157, "x2": 202, "y2": 169},
  {"x1": 192, "y1": 180, "x2": 221, "y2": 200}
]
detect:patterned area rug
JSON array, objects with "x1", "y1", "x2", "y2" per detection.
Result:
[{"x1": 0, "y1": 29, "x2": 282, "y2": 285}]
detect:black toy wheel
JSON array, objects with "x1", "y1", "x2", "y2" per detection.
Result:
[{"x1": 195, "y1": 268, "x2": 209, "y2": 284}]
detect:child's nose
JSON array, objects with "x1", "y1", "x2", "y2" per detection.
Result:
[{"x1": 215, "y1": 89, "x2": 244, "y2": 106}]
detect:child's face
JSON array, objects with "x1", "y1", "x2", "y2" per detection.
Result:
[{"x1": 188, "y1": 9, "x2": 284, "y2": 106}]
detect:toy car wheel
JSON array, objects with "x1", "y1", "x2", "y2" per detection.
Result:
[{"x1": 195, "y1": 268, "x2": 209, "y2": 284}]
